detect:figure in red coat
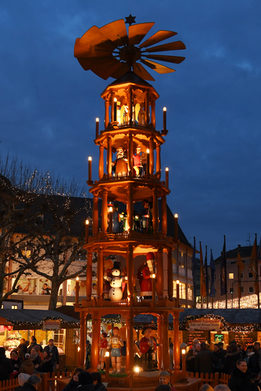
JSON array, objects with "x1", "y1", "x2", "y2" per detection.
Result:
[
  {"x1": 137, "y1": 252, "x2": 155, "y2": 299},
  {"x1": 139, "y1": 327, "x2": 157, "y2": 370}
]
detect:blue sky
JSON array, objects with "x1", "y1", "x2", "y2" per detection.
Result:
[{"x1": 0, "y1": 0, "x2": 260, "y2": 257}]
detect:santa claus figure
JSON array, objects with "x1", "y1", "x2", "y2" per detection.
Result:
[{"x1": 137, "y1": 252, "x2": 155, "y2": 299}]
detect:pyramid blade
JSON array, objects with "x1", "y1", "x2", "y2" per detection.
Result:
[
  {"x1": 144, "y1": 40, "x2": 186, "y2": 53},
  {"x1": 99, "y1": 19, "x2": 128, "y2": 47},
  {"x1": 128, "y1": 22, "x2": 155, "y2": 45},
  {"x1": 141, "y1": 59, "x2": 175, "y2": 74},
  {"x1": 139, "y1": 30, "x2": 177, "y2": 48},
  {"x1": 74, "y1": 26, "x2": 114, "y2": 58},
  {"x1": 78, "y1": 56, "x2": 122, "y2": 79},
  {"x1": 133, "y1": 63, "x2": 155, "y2": 81},
  {"x1": 144, "y1": 54, "x2": 185, "y2": 64}
]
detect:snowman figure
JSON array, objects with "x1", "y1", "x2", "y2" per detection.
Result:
[{"x1": 109, "y1": 263, "x2": 123, "y2": 301}]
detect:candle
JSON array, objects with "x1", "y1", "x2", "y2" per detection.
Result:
[
  {"x1": 163, "y1": 107, "x2": 167, "y2": 131},
  {"x1": 174, "y1": 213, "x2": 178, "y2": 241},
  {"x1": 165, "y1": 167, "x2": 169, "y2": 188},
  {"x1": 146, "y1": 148, "x2": 150, "y2": 176},
  {"x1": 85, "y1": 219, "x2": 89, "y2": 242},
  {"x1": 113, "y1": 98, "x2": 117, "y2": 122},
  {"x1": 176, "y1": 279, "x2": 180, "y2": 306},
  {"x1": 88, "y1": 156, "x2": 92, "y2": 183},
  {"x1": 75, "y1": 277, "x2": 79, "y2": 304},
  {"x1": 95, "y1": 117, "x2": 99, "y2": 138}
]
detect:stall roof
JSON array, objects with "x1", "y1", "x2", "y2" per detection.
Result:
[
  {"x1": 179, "y1": 309, "x2": 261, "y2": 324},
  {"x1": 0, "y1": 309, "x2": 79, "y2": 329}
]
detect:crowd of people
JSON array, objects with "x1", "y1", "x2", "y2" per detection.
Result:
[
  {"x1": 186, "y1": 340, "x2": 261, "y2": 391},
  {"x1": 0, "y1": 336, "x2": 59, "y2": 385}
]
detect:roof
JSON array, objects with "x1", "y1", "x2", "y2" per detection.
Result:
[
  {"x1": 0, "y1": 309, "x2": 79, "y2": 329},
  {"x1": 215, "y1": 245, "x2": 254, "y2": 263},
  {"x1": 179, "y1": 308, "x2": 261, "y2": 324},
  {"x1": 108, "y1": 71, "x2": 153, "y2": 88}
]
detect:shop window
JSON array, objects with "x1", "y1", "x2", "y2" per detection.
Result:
[
  {"x1": 53, "y1": 329, "x2": 65, "y2": 353},
  {"x1": 229, "y1": 273, "x2": 234, "y2": 279},
  {"x1": 249, "y1": 272, "x2": 253, "y2": 278},
  {"x1": 249, "y1": 287, "x2": 254, "y2": 293}
]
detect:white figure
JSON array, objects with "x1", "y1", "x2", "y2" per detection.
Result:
[{"x1": 109, "y1": 267, "x2": 123, "y2": 301}]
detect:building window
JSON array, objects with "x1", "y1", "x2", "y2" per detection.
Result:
[
  {"x1": 249, "y1": 272, "x2": 253, "y2": 278},
  {"x1": 249, "y1": 287, "x2": 254, "y2": 293},
  {"x1": 229, "y1": 273, "x2": 234, "y2": 279},
  {"x1": 11, "y1": 305, "x2": 18, "y2": 309},
  {"x1": 240, "y1": 286, "x2": 244, "y2": 293}
]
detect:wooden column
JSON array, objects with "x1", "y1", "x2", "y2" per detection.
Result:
[
  {"x1": 156, "y1": 249, "x2": 164, "y2": 299},
  {"x1": 110, "y1": 96, "x2": 113, "y2": 123},
  {"x1": 101, "y1": 190, "x2": 108, "y2": 233},
  {"x1": 107, "y1": 137, "x2": 112, "y2": 177},
  {"x1": 125, "y1": 312, "x2": 134, "y2": 372},
  {"x1": 86, "y1": 251, "x2": 92, "y2": 300},
  {"x1": 157, "y1": 315, "x2": 163, "y2": 370},
  {"x1": 161, "y1": 195, "x2": 167, "y2": 235},
  {"x1": 162, "y1": 312, "x2": 170, "y2": 369},
  {"x1": 127, "y1": 184, "x2": 133, "y2": 231},
  {"x1": 167, "y1": 248, "x2": 173, "y2": 300},
  {"x1": 128, "y1": 133, "x2": 133, "y2": 174},
  {"x1": 99, "y1": 145, "x2": 104, "y2": 179},
  {"x1": 97, "y1": 249, "x2": 104, "y2": 300},
  {"x1": 149, "y1": 137, "x2": 154, "y2": 174},
  {"x1": 156, "y1": 144, "x2": 161, "y2": 177},
  {"x1": 91, "y1": 312, "x2": 101, "y2": 370},
  {"x1": 79, "y1": 312, "x2": 87, "y2": 366},
  {"x1": 145, "y1": 92, "x2": 149, "y2": 125},
  {"x1": 105, "y1": 98, "x2": 110, "y2": 128},
  {"x1": 153, "y1": 191, "x2": 159, "y2": 233},
  {"x1": 151, "y1": 99, "x2": 156, "y2": 129},
  {"x1": 173, "y1": 312, "x2": 180, "y2": 370},
  {"x1": 127, "y1": 244, "x2": 134, "y2": 299},
  {"x1": 93, "y1": 195, "x2": 99, "y2": 235}
]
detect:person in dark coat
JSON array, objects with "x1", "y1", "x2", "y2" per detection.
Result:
[
  {"x1": 10, "y1": 350, "x2": 21, "y2": 377},
  {"x1": 248, "y1": 342, "x2": 261, "y2": 377},
  {"x1": 228, "y1": 359, "x2": 259, "y2": 391},
  {"x1": 212, "y1": 343, "x2": 226, "y2": 373},
  {"x1": 0, "y1": 347, "x2": 12, "y2": 380},
  {"x1": 186, "y1": 340, "x2": 201, "y2": 372},
  {"x1": 91, "y1": 372, "x2": 107, "y2": 391},
  {"x1": 37, "y1": 351, "x2": 53, "y2": 373},
  {"x1": 17, "y1": 339, "x2": 28, "y2": 360},
  {"x1": 62, "y1": 368, "x2": 84, "y2": 391},
  {"x1": 195, "y1": 342, "x2": 213, "y2": 374},
  {"x1": 224, "y1": 341, "x2": 243, "y2": 374},
  {"x1": 44, "y1": 339, "x2": 59, "y2": 370},
  {"x1": 30, "y1": 348, "x2": 41, "y2": 370},
  {"x1": 76, "y1": 371, "x2": 95, "y2": 391}
]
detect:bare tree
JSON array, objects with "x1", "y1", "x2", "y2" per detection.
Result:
[{"x1": 0, "y1": 156, "x2": 91, "y2": 309}]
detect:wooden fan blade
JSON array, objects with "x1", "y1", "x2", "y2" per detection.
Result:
[
  {"x1": 99, "y1": 19, "x2": 128, "y2": 47},
  {"x1": 141, "y1": 59, "x2": 175, "y2": 74},
  {"x1": 133, "y1": 63, "x2": 155, "y2": 81},
  {"x1": 74, "y1": 26, "x2": 114, "y2": 58},
  {"x1": 143, "y1": 54, "x2": 185, "y2": 64},
  {"x1": 78, "y1": 56, "x2": 122, "y2": 79},
  {"x1": 143, "y1": 40, "x2": 186, "y2": 53},
  {"x1": 128, "y1": 22, "x2": 155, "y2": 45},
  {"x1": 139, "y1": 30, "x2": 177, "y2": 48}
]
